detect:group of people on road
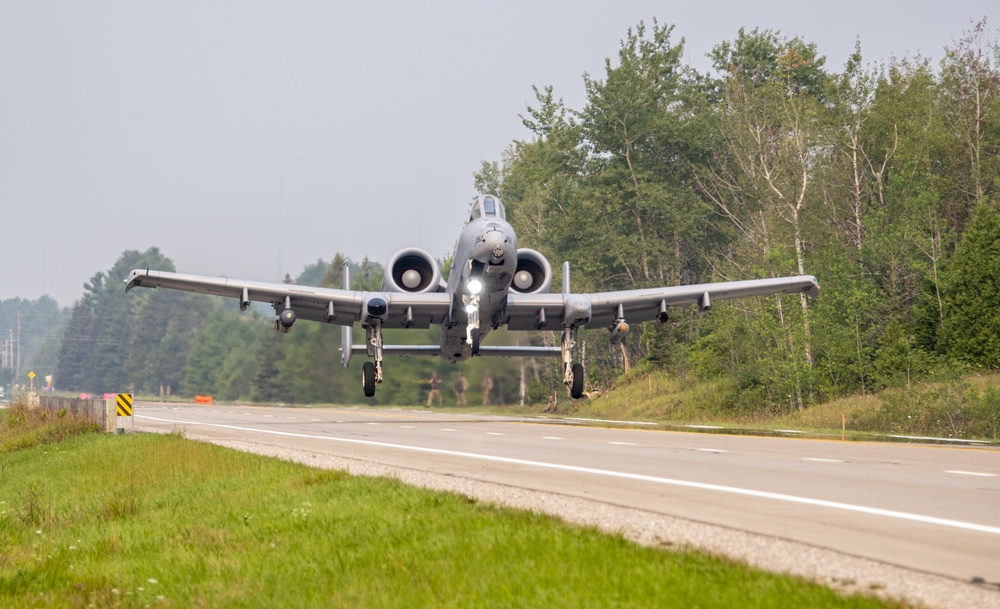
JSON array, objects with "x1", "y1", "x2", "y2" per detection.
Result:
[{"x1": 426, "y1": 371, "x2": 493, "y2": 407}]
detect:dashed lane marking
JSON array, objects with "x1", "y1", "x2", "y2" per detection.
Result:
[{"x1": 946, "y1": 470, "x2": 997, "y2": 477}]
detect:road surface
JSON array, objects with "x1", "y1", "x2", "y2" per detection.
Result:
[{"x1": 133, "y1": 402, "x2": 1000, "y2": 607}]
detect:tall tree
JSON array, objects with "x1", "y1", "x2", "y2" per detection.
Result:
[
  {"x1": 939, "y1": 18, "x2": 1000, "y2": 227},
  {"x1": 698, "y1": 28, "x2": 828, "y2": 408},
  {"x1": 937, "y1": 202, "x2": 1000, "y2": 367}
]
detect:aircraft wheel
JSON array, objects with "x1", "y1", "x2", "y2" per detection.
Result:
[
  {"x1": 471, "y1": 333, "x2": 480, "y2": 356},
  {"x1": 362, "y1": 362, "x2": 376, "y2": 397},
  {"x1": 570, "y1": 363, "x2": 584, "y2": 399}
]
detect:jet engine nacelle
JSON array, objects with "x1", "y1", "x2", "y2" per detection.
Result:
[
  {"x1": 383, "y1": 248, "x2": 443, "y2": 293},
  {"x1": 510, "y1": 249, "x2": 552, "y2": 295}
]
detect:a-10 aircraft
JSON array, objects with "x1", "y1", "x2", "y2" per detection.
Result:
[{"x1": 125, "y1": 194, "x2": 819, "y2": 399}]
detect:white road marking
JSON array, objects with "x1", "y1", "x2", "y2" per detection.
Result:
[
  {"x1": 696, "y1": 448, "x2": 728, "y2": 453},
  {"x1": 804, "y1": 458, "x2": 844, "y2": 463},
  {"x1": 400, "y1": 425, "x2": 415, "y2": 429},
  {"x1": 487, "y1": 432, "x2": 505, "y2": 436},
  {"x1": 562, "y1": 417, "x2": 659, "y2": 426},
  {"x1": 542, "y1": 436, "x2": 563, "y2": 440},
  {"x1": 367, "y1": 422, "x2": 380, "y2": 426},
  {"x1": 309, "y1": 419, "x2": 321, "y2": 422},
  {"x1": 135, "y1": 414, "x2": 1000, "y2": 536},
  {"x1": 946, "y1": 470, "x2": 997, "y2": 477},
  {"x1": 685, "y1": 424, "x2": 723, "y2": 429},
  {"x1": 441, "y1": 428, "x2": 458, "y2": 432},
  {"x1": 608, "y1": 441, "x2": 638, "y2": 446},
  {"x1": 889, "y1": 435, "x2": 988, "y2": 444}
]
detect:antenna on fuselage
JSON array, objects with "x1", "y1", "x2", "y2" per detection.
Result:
[{"x1": 562, "y1": 261, "x2": 570, "y2": 295}]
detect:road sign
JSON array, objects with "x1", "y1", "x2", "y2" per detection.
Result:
[{"x1": 116, "y1": 393, "x2": 133, "y2": 417}]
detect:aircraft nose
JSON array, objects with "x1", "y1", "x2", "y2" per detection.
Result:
[{"x1": 480, "y1": 229, "x2": 508, "y2": 261}]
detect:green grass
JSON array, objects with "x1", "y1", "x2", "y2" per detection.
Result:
[
  {"x1": 563, "y1": 370, "x2": 1000, "y2": 442},
  {"x1": 0, "y1": 407, "x2": 906, "y2": 608}
]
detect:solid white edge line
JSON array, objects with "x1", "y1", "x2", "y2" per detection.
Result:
[
  {"x1": 889, "y1": 435, "x2": 987, "y2": 444},
  {"x1": 136, "y1": 414, "x2": 1000, "y2": 536},
  {"x1": 946, "y1": 470, "x2": 997, "y2": 477},
  {"x1": 561, "y1": 417, "x2": 659, "y2": 426}
]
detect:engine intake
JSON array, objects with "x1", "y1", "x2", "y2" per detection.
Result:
[
  {"x1": 510, "y1": 249, "x2": 552, "y2": 295},
  {"x1": 383, "y1": 248, "x2": 443, "y2": 293}
]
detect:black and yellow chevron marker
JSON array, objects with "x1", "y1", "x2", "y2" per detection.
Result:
[{"x1": 116, "y1": 393, "x2": 133, "y2": 417}]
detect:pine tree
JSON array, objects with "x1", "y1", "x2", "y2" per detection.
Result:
[{"x1": 939, "y1": 202, "x2": 1000, "y2": 367}]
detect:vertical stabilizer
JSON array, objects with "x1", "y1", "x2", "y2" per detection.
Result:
[{"x1": 341, "y1": 261, "x2": 353, "y2": 368}]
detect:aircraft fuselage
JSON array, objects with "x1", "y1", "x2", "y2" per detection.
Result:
[{"x1": 440, "y1": 212, "x2": 517, "y2": 361}]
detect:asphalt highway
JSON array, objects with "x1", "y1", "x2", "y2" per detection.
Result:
[{"x1": 133, "y1": 402, "x2": 1000, "y2": 596}]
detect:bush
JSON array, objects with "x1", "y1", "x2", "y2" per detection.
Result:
[{"x1": 852, "y1": 378, "x2": 1000, "y2": 440}]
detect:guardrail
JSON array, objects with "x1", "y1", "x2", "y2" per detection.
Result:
[{"x1": 29, "y1": 394, "x2": 119, "y2": 432}]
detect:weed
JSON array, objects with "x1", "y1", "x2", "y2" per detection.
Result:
[
  {"x1": 101, "y1": 484, "x2": 142, "y2": 521},
  {"x1": 17, "y1": 485, "x2": 55, "y2": 528}
]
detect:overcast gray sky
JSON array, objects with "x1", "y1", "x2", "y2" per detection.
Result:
[{"x1": 1, "y1": 1, "x2": 995, "y2": 306}]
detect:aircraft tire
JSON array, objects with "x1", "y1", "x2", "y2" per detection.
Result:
[
  {"x1": 362, "y1": 362, "x2": 376, "y2": 397},
  {"x1": 570, "y1": 363, "x2": 584, "y2": 399},
  {"x1": 471, "y1": 333, "x2": 480, "y2": 356}
]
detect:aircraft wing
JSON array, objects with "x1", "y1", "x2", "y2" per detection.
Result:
[
  {"x1": 504, "y1": 275, "x2": 819, "y2": 331},
  {"x1": 124, "y1": 269, "x2": 451, "y2": 328}
]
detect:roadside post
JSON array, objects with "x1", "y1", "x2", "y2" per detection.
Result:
[{"x1": 115, "y1": 393, "x2": 134, "y2": 434}]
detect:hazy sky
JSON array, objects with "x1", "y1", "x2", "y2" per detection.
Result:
[{"x1": 1, "y1": 1, "x2": 995, "y2": 306}]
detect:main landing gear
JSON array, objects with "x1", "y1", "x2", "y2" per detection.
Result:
[
  {"x1": 562, "y1": 326, "x2": 585, "y2": 399},
  {"x1": 362, "y1": 319, "x2": 384, "y2": 397}
]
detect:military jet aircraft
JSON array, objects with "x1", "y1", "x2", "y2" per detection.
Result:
[{"x1": 125, "y1": 194, "x2": 818, "y2": 399}]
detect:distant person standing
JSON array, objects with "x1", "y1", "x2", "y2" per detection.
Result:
[
  {"x1": 427, "y1": 372, "x2": 442, "y2": 407},
  {"x1": 453, "y1": 372, "x2": 468, "y2": 407},
  {"x1": 481, "y1": 372, "x2": 493, "y2": 406}
]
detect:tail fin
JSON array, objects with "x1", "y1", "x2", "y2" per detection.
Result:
[{"x1": 340, "y1": 261, "x2": 353, "y2": 368}]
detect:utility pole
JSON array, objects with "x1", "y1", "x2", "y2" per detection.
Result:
[
  {"x1": 1, "y1": 330, "x2": 9, "y2": 368},
  {"x1": 15, "y1": 310, "x2": 20, "y2": 381}
]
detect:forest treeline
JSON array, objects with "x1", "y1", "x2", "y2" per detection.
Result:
[{"x1": 9, "y1": 19, "x2": 1000, "y2": 412}]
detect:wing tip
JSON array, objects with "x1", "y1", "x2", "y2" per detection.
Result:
[{"x1": 123, "y1": 268, "x2": 150, "y2": 293}]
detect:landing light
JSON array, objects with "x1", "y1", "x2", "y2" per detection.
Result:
[
  {"x1": 468, "y1": 279, "x2": 483, "y2": 294},
  {"x1": 465, "y1": 303, "x2": 478, "y2": 314}
]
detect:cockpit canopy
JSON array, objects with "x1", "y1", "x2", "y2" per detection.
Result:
[{"x1": 469, "y1": 194, "x2": 506, "y2": 222}]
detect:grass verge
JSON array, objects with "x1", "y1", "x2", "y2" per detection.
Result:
[
  {"x1": 0, "y1": 408, "x2": 906, "y2": 608},
  {"x1": 564, "y1": 371, "x2": 1000, "y2": 442}
]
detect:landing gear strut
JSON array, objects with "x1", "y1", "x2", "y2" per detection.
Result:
[
  {"x1": 362, "y1": 319, "x2": 384, "y2": 397},
  {"x1": 561, "y1": 326, "x2": 585, "y2": 399}
]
